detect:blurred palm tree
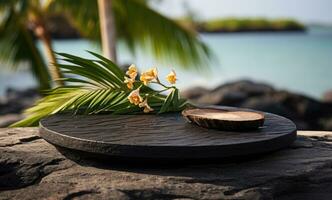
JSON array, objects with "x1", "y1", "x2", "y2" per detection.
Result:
[
  {"x1": 98, "y1": 0, "x2": 117, "y2": 62},
  {"x1": 0, "y1": 0, "x2": 211, "y2": 91}
]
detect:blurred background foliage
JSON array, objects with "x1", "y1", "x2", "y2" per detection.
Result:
[{"x1": 0, "y1": 0, "x2": 211, "y2": 91}]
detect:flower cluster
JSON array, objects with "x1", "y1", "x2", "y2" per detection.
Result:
[
  {"x1": 125, "y1": 65, "x2": 177, "y2": 113},
  {"x1": 124, "y1": 64, "x2": 137, "y2": 89}
]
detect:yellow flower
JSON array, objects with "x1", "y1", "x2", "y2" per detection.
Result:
[
  {"x1": 140, "y1": 68, "x2": 158, "y2": 85},
  {"x1": 166, "y1": 70, "x2": 177, "y2": 84},
  {"x1": 139, "y1": 99, "x2": 154, "y2": 113},
  {"x1": 128, "y1": 88, "x2": 143, "y2": 105},
  {"x1": 126, "y1": 64, "x2": 138, "y2": 79},
  {"x1": 124, "y1": 76, "x2": 134, "y2": 89}
]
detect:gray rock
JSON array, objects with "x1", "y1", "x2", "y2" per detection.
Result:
[
  {"x1": 0, "y1": 114, "x2": 23, "y2": 128},
  {"x1": 1, "y1": 128, "x2": 332, "y2": 199}
]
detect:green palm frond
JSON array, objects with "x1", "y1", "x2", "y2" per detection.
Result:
[
  {"x1": 113, "y1": 0, "x2": 212, "y2": 69},
  {"x1": 11, "y1": 51, "x2": 188, "y2": 127},
  {"x1": 0, "y1": 4, "x2": 51, "y2": 90},
  {"x1": 49, "y1": 0, "x2": 212, "y2": 69}
]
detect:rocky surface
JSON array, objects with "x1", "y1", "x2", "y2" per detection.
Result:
[
  {"x1": 0, "y1": 128, "x2": 332, "y2": 199},
  {"x1": 182, "y1": 80, "x2": 332, "y2": 130}
]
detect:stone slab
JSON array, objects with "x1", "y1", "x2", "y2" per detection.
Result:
[{"x1": 1, "y1": 128, "x2": 332, "y2": 199}]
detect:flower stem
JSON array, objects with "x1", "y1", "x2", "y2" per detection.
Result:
[
  {"x1": 151, "y1": 80, "x2": 171, "y2": 89},
  {"x1": 147, "y1": 88, "x2": 169, "y2": 96}
]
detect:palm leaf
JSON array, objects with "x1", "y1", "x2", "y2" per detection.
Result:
[
  {"x1": 113, "y1": 0, "x2": 212, "y2": 69},
  {"x1": 11, "y1": 51, "x2": 188, "y2": 127}
]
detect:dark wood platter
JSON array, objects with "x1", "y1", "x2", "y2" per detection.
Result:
[{"x1": 39, "y1": 106, "x2": 297, "y2": 160}]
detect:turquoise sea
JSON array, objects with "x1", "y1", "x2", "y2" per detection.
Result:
[{"x1": 1, "y1": 27, "x2": 332, "y2": 99}]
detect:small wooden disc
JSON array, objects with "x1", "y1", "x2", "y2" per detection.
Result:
[{"x1": 182, "y1": 108, "x2": 265, "y2": 131}]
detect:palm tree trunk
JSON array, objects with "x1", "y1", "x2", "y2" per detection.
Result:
[
  {"x1": 98, "y1": 0, "x2": 117, "y2": 63},
  {"x1": 34, "y1": 23, "x2": 63, "y2": 86}
]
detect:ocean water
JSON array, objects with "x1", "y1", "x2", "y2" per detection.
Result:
[{"x1": 1, "y1": 27, "x2": 332, "y2": 99}]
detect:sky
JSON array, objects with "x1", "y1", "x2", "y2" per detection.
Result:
[{"x1": 151, "y1": 0, "x2": 332, "y2": 24}]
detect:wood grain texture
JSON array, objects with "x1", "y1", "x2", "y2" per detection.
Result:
[
  {"x1": 182, "y1": 108, "x2": 265, "y2": 131},
  {"x1": 39, "y1": 106, "x2": 297, "y2": 160}
]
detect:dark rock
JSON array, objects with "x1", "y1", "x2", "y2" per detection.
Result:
[
  {"x1": 184, "y1": 80, "x2": 274, "y2": 106},
  {"x1": 322, "y1": 90, "x2": 332, "y2": 103},
  {"x1": 1, "y1": 128, "x2": 332, "y2": 199},
  {"x1": 319, "y1": 118, "x2": 332, "y2": 131},
  {"x1": 0, "y1": 88, "x2": 39, "y2": 116},
  {"x1": 214, "y1": 80, "x2": 274, "y2": 97},
  {"x1": 241, "y1": 96, "x2": 293, "y2": 118},
  {"x1": 181, "y1": 86, "x2": 210, "y2": 100},
  {"x1": 196, "y1": 89, "x2": 248, "y2": 106},
  {"x1": 183, "y1": 80, "x2": 332, "y2": 131}
]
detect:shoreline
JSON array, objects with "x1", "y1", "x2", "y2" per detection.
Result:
[
  {"x1": 49, "y1": 29, "x2": 307, "y2": 40},
  {"x1": 198, "y1": 29, "x2": 306, "y2": 34},
  {"x1": 44, "y1": 15, "x2": 307, "y2": 39}
]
